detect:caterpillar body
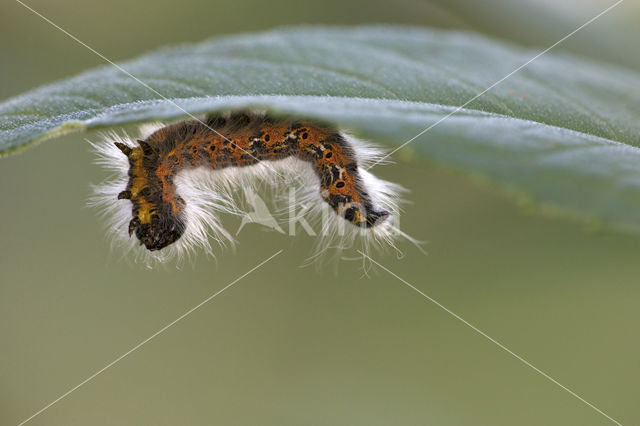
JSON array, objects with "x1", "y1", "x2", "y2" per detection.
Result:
[{"x1": 91, "y1": 112, "x2": 412, "y2": 264}]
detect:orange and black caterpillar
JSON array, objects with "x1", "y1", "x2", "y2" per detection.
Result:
[
  {"x1": 91, "y1": 111, "x2": 410, "y2": 263},
  {"x1": 113, "y1": 112, "x2": 390, "y2": 251}
]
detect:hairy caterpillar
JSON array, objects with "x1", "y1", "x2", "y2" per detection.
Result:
[{"x1": 91, "y1": 111, "x2": 413, "y2": 263}]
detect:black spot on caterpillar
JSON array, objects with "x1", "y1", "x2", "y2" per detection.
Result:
[{"x1": 91, "y1": 111, "x2": 414, "y2": 263}]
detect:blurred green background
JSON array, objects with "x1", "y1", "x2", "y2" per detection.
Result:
[{"x1": 1, "y1": 0, "x2": 639, "y2": 425}]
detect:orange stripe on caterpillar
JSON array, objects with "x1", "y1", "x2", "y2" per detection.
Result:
[{"x1": 114, "y1": 112, "x2": 391, "y2": 251}]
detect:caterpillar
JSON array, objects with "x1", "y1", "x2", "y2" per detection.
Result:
[{"x1": 91, "y1": 111, "x2": 414, "y2": 264}]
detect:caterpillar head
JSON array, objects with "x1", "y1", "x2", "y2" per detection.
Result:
[{"x1": 128, "y1": 214, "x2": 186, "y2": 251}]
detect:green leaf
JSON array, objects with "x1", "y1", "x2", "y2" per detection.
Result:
[{"x1": 2, "y1": 26, "x2": 640, "y2": 231}]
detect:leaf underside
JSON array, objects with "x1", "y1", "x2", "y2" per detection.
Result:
[{"x1": 2, "y1": 26, "x2": 640, "y2": 231}]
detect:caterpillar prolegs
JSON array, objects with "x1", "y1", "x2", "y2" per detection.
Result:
[{"x1": 91, "y1": 112, "x2": 411, "y2": 263}]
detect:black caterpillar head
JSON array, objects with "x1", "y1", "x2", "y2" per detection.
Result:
[{"x1": 128, "y1": 214, "x2": 186, "y2": 251}]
